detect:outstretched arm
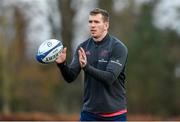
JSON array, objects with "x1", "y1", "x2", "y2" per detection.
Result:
[{"x1": 56, "y1": 47, "x2": 81, "y2": 83}]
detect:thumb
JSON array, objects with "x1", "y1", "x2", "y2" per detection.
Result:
[{"x1": 62, "y1": 47, "x2": 67, "y2": 53}]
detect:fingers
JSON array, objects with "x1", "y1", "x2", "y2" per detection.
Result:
[
  {"x1": 80, "y1": 47, "x2": 85, "y2": 54},
  {"x1": 78, "y1": 49, "x2": 82, "y2": 59},
  {"x1": 56, "y1": 47, "x2": 67, "y2": 64},
  {"x1": 78, "y1": 47, "x2": 87, "y2": 68},
  {"x1": 62, "y1": 47, "x2": 67, "y2": 53},
  {"x1": 78, "y1": 47, "x2": 84, "y2": 56},
  {"x1": 79, "y1": 47, "x2": 86, "y2": 59}
]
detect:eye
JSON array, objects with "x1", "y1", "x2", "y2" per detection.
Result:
[{"x1": 89, "y1": 20, "x2": 92, "y2": 23}]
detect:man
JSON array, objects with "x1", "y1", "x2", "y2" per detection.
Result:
[{"x1": 56, "y1": 8, "x2": 128, "y2": 121}]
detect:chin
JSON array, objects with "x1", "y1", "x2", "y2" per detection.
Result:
[{"x1": 91, "y1": 34, "x2": 98, "y2": 38}]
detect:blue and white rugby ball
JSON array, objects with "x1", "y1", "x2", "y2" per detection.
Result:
[{"x1": 36, "y1": 39, "x2": 63, "y2": 64}]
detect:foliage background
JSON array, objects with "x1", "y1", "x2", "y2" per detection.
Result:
[{"x1": 0, "y1": 0, "x2": 180, "y2": 120}]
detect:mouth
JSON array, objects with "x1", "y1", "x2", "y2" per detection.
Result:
[{"x1": 91, "y1": 29, "x2": 96, "y2": 33}]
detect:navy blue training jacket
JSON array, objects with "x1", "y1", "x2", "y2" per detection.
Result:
[{"x1": 57, "y1": 34, "x2": 128, "y2": 114}]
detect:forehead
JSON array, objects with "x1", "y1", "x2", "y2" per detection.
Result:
[{"x1": 89, "y1": 14, "x2": 103, "y2": 20}]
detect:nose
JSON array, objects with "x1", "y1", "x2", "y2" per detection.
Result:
[{"x1": 90, "y1": 22, "x2": 96, "y2": 28}]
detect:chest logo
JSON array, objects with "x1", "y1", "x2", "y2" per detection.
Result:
[
  {"x1": 85, "y1": 51, "x2": 91, "y2": 55},
  {"x1": 100, "y1": 50, "x2": 109, "y2": 57},
  {"x1": 98, "y1": 58, "x2": 108, "y2": 63}
]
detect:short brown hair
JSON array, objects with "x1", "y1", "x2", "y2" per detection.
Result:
[{"x1": 90, "y1": 8, "x2": 109, "y2": 22}]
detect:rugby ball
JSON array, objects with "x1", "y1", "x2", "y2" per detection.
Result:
[{"x1": 36, "y1": 39, "x2": 63, "y2": 64}]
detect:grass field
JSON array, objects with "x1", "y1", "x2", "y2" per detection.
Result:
[{"x1": 0, "y1": 112, "x2": 180, "y2": 121}]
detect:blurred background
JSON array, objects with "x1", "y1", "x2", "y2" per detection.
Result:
[{"x1": 0, "y1": 0, "x2": 180, "y2": 121}]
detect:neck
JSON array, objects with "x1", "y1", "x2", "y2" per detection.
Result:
[{"x1": 93, "y1": 31, "x2": 108, "y2": 42}]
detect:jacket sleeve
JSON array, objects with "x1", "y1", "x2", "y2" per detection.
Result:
[
  {"x1": 83, "y1": 42, "x2": 128, "y2": 85},
  {"x1": 57, "y1": 46, "x2": 81, "y2": 83}
]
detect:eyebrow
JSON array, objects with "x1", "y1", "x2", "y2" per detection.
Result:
[{"x1": 89, "y1": 20, "x2": 100, "y2": 23}]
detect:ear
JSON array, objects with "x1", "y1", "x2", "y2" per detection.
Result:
[{"x1": 104, "y1": 22, "x2": 109, "y2": 30}]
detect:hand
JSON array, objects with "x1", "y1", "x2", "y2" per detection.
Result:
[
  {"x1": 56, "y1": 47, "x2": 67, "y2": 64},
  {"x1": 78, "y1": 47, "x2": 87, "y2": 68}
]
